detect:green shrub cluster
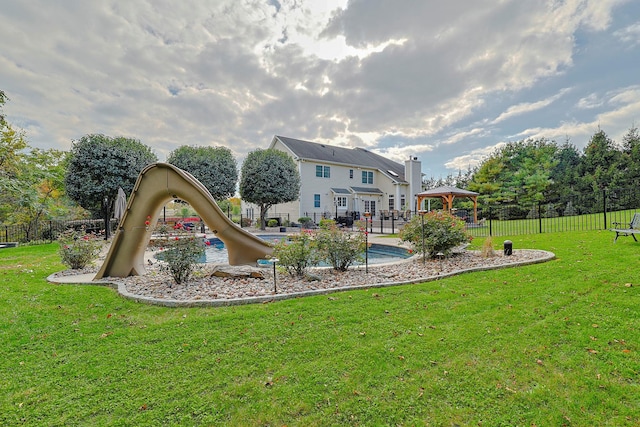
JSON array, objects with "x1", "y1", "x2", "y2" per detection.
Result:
[
  {"x1": 273, "y1": 223, "x2": 366, "y2": 276},
  {"x1": 57, "y1": 228, "x2": 102, "y2": 269},
  {"x1": 158, "y1": 236, "x2": 207, "y2": 285},
  {"x1": 272, "y1": 232, "x2": 318, "y2": 277},
  {"x1": 399, "y1": 211, "x2": 470, "y2": 259},
  {"x1": 315, "y1": 223, "x2": 365, "y2": 271}
]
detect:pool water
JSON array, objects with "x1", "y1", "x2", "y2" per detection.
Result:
[{"x1": 202, "y1": 235, "x2": 411, "y2": 265}]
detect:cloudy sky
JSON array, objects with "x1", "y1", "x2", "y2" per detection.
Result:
[{"x1": 1, "y1": 0, "x2": 639, "y2": 178}]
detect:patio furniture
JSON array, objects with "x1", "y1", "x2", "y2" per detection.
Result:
[{"x1": 610, "y1": 213, "x2": 640, "y2": 242}]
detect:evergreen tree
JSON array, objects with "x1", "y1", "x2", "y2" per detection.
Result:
[
  {"x1": 578, "y1": 129, "x2": 624, "y2": 193},
  {"x1": 548, "y1": 139, "x2": 582, "y2": 203},
  {"x1": 621, "y1": 126, "x2": 640, "y2": 186}
]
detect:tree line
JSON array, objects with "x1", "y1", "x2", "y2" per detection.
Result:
[
  {"x1": 0, "y1": 92, "x2": 300, "y2": 231},
  {"x1": 425, "y1": 126, "x2": 640, "y2": 213}
]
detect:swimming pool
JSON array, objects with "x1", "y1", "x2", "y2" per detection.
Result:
[{"x1": 202, "y1": 235, "x2": 412, "y2": 265}]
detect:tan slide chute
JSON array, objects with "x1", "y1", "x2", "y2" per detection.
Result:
[{"x1": 95, "y1": 163, "x2": 273, "y2": 279}]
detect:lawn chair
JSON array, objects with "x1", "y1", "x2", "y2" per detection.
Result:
[{"x1": 610, "y1": 213, "x2": 640, "y2": 242}]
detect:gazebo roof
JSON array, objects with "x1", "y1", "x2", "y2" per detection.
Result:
[
  {"x1": 416, "y1": 186, "x2": 478, "y2": 197},
  {"x1": 416, "y1": 185, "x2": 479, "y2": 222}
]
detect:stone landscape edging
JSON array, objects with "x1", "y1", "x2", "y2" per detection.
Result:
[{"x1": 49, "y1": 249, "x2": 555, "y2": 308}]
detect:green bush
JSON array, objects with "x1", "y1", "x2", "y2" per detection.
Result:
[
  {"x1": 315, "y1": 224, "x2": 365, "y2": 271},
  {"x1": 318, "y1": 218, "x2": 335, "y2": 229},
  {"x1": 399, "y1": 211, "x2": 470, "y2": 259},
  {"x1": 57, "y1": 228, "x2": 102, "y2": 269},
  {"x1": 298, "y1": 217, "x2": 314, "y2": 228},
  {"x1": 267, "y1": 219, "x2": 279, "y2": 228},
  {"x1": 272, "y1": 232, "x2": 318, "y2": 277},
  {"x1": 158, "y1": 236, "x2": 206, "y2": 285}
]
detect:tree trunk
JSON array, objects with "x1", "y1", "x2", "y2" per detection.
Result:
[{"x1": 259, "y1": 204, "x2": 267, "y2": 230}]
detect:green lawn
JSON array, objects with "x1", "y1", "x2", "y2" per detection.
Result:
[
  {"x1": 1, "y1": 231, "x2": 639, "y2": 426},
  {"x1": 467, "y1": 208, "x2": 639, "y2": 238}
]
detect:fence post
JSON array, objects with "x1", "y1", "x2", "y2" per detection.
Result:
[
  {"x1": 538, "y1": 202, "x2": 542, "y2": 234},
  {"x1": 602, "y1": 189, "x2": 607, "y2": 230},
  {"x1": 391, "y1": 215, "x2": 395, "y2": 235},
  {"x1": 489, "y1": 206, "x2": 493, "y2": 236}
]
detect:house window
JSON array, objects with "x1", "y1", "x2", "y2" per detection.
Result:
[
  {"x1": 314, "y1": 194, "x2": 321, "y2": 208},
  {"x1": 389, "y1": 195, "x2": 395, "y2": 211},
  {"x1": 316, "y1": 165, "x2": 330, "y2": 178},
  {"x1": 336, "y1": 196, "x2": 347, "y2": 207},
  {"x1": 349, "y1": 169, "x2": 353, "y2": 179},
  {"x1": 361, "y1": 171, "x2": 373, "y2": 184},
  {"x1": 400, "y1": 195, "x2": 406, "y2": 210}
]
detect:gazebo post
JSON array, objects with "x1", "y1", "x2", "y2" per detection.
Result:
[{"x1": 416, "y1": 186, "x2": 480, "y2": 225}]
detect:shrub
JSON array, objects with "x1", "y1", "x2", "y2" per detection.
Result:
[
  {"x1": 158, "y1": 236, "x2": 207, "y2": 285},
  {"x1": 315, "y1": 224, "x2": 365, "y2": 271},
  {"x1": 318, "y1": 218, "x2": 336, "y2": 229},
  {"x1": 272, "y1": 232, "x2": 319, "y2": 277},
  {"x1": 241, "y1": 217, "x2": 252, "y2": 227},
  {"x1": 298, "y1": 217, "x2": 314, "y2": 229},
  {"x1": 57, "y1": 228, "x2": 102, "y2": 269},
  {"x1": 481, "y1": 236, "x2": 495, "y2": 258},
  {"x1": 399, "y1": 211, "x2": 470, "y2": 259},
  {"x1": 267, "y1": 219, "x2": 279, "y2": 227},
  {"x1": 544, "y1": 203, "x2": 559, "y2": 218},
  {"x1": 564, "y1": 201, "x2": 577, "y2": 216}
]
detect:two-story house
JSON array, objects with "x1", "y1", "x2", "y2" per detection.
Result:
[{"x1": 243, "y1": 136, "x2": 422, "y2": 224}]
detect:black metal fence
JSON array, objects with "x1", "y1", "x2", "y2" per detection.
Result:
[
  {"x1": 464, "y1": 187, "x2": 640, "y2": 237},
  {"x1": 0, "y1": 219, "x2": 116, "y2": 244},
  {"x1": 341, "y1": 187, "x2": 640, "y2": 237},
  {"x1": 3, "y1": 187, "x2": 640, "y2": 244}
]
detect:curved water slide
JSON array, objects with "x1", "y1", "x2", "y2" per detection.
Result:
[{"x1": 95, "y1": 163, "x2": 273, "y2": 279}]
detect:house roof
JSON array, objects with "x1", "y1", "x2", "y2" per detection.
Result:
[
  {"x1": 331, "y1": 187, "x2": 351, "y2": 194},
  {"x1": 272, "y1": 136, "x2": 408, "y2": 183},
  {"x1": 350, "y1": 186, "x2": 384, "y2": 194}
]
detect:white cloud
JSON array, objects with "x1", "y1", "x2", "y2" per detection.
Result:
[
  {"x1": 442, "y1": 128, "x2": 488, "y2": 146},
  {"x1": 577, "y1": 93, "x2": 604, "y2": 109},
  {"x1": 445, "y1": 142, "x2": 506, "y2": 172},
  {"x1": 491, "y1": 89, "x2": 572, "y2": 124},
  {"x1": 614, "y1": 22, "x2": 640, "y2": 46},
  {"x1": 510, "y1": 86, "x2": 640, "y2": 146},
  {"x1": 0, "y1": 0, "x2": 637, "y2": 180}
]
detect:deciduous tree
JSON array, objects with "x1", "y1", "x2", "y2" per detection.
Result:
[
  {"x1": 239, "y1": 149, "x2": 300, "y2": 230},
  {"x1": 167, "y1": 145, "x2": 237, "y2": 200},
  {"x1": 65, "y1": 134, "x2": 157, "y2": 221}
]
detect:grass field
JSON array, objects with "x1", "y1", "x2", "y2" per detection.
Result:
[
  {"x1": 1, "y1": 230, "x2": 639, "y2": 426},
  {"x1": 467, "y1": 208, "x2": 640, "y2": 238}
]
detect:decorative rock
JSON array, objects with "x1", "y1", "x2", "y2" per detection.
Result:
[
  {"x1": 210, "y1": 266, "x2": 265, "y2": 279},
  {"x1": 52, "y1": 249, "x2": 553, "y2": 303}
]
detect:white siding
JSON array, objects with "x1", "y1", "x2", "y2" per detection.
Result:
[{"x1": 241, "y1": 137, "x2": 419, "y2": 224}]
